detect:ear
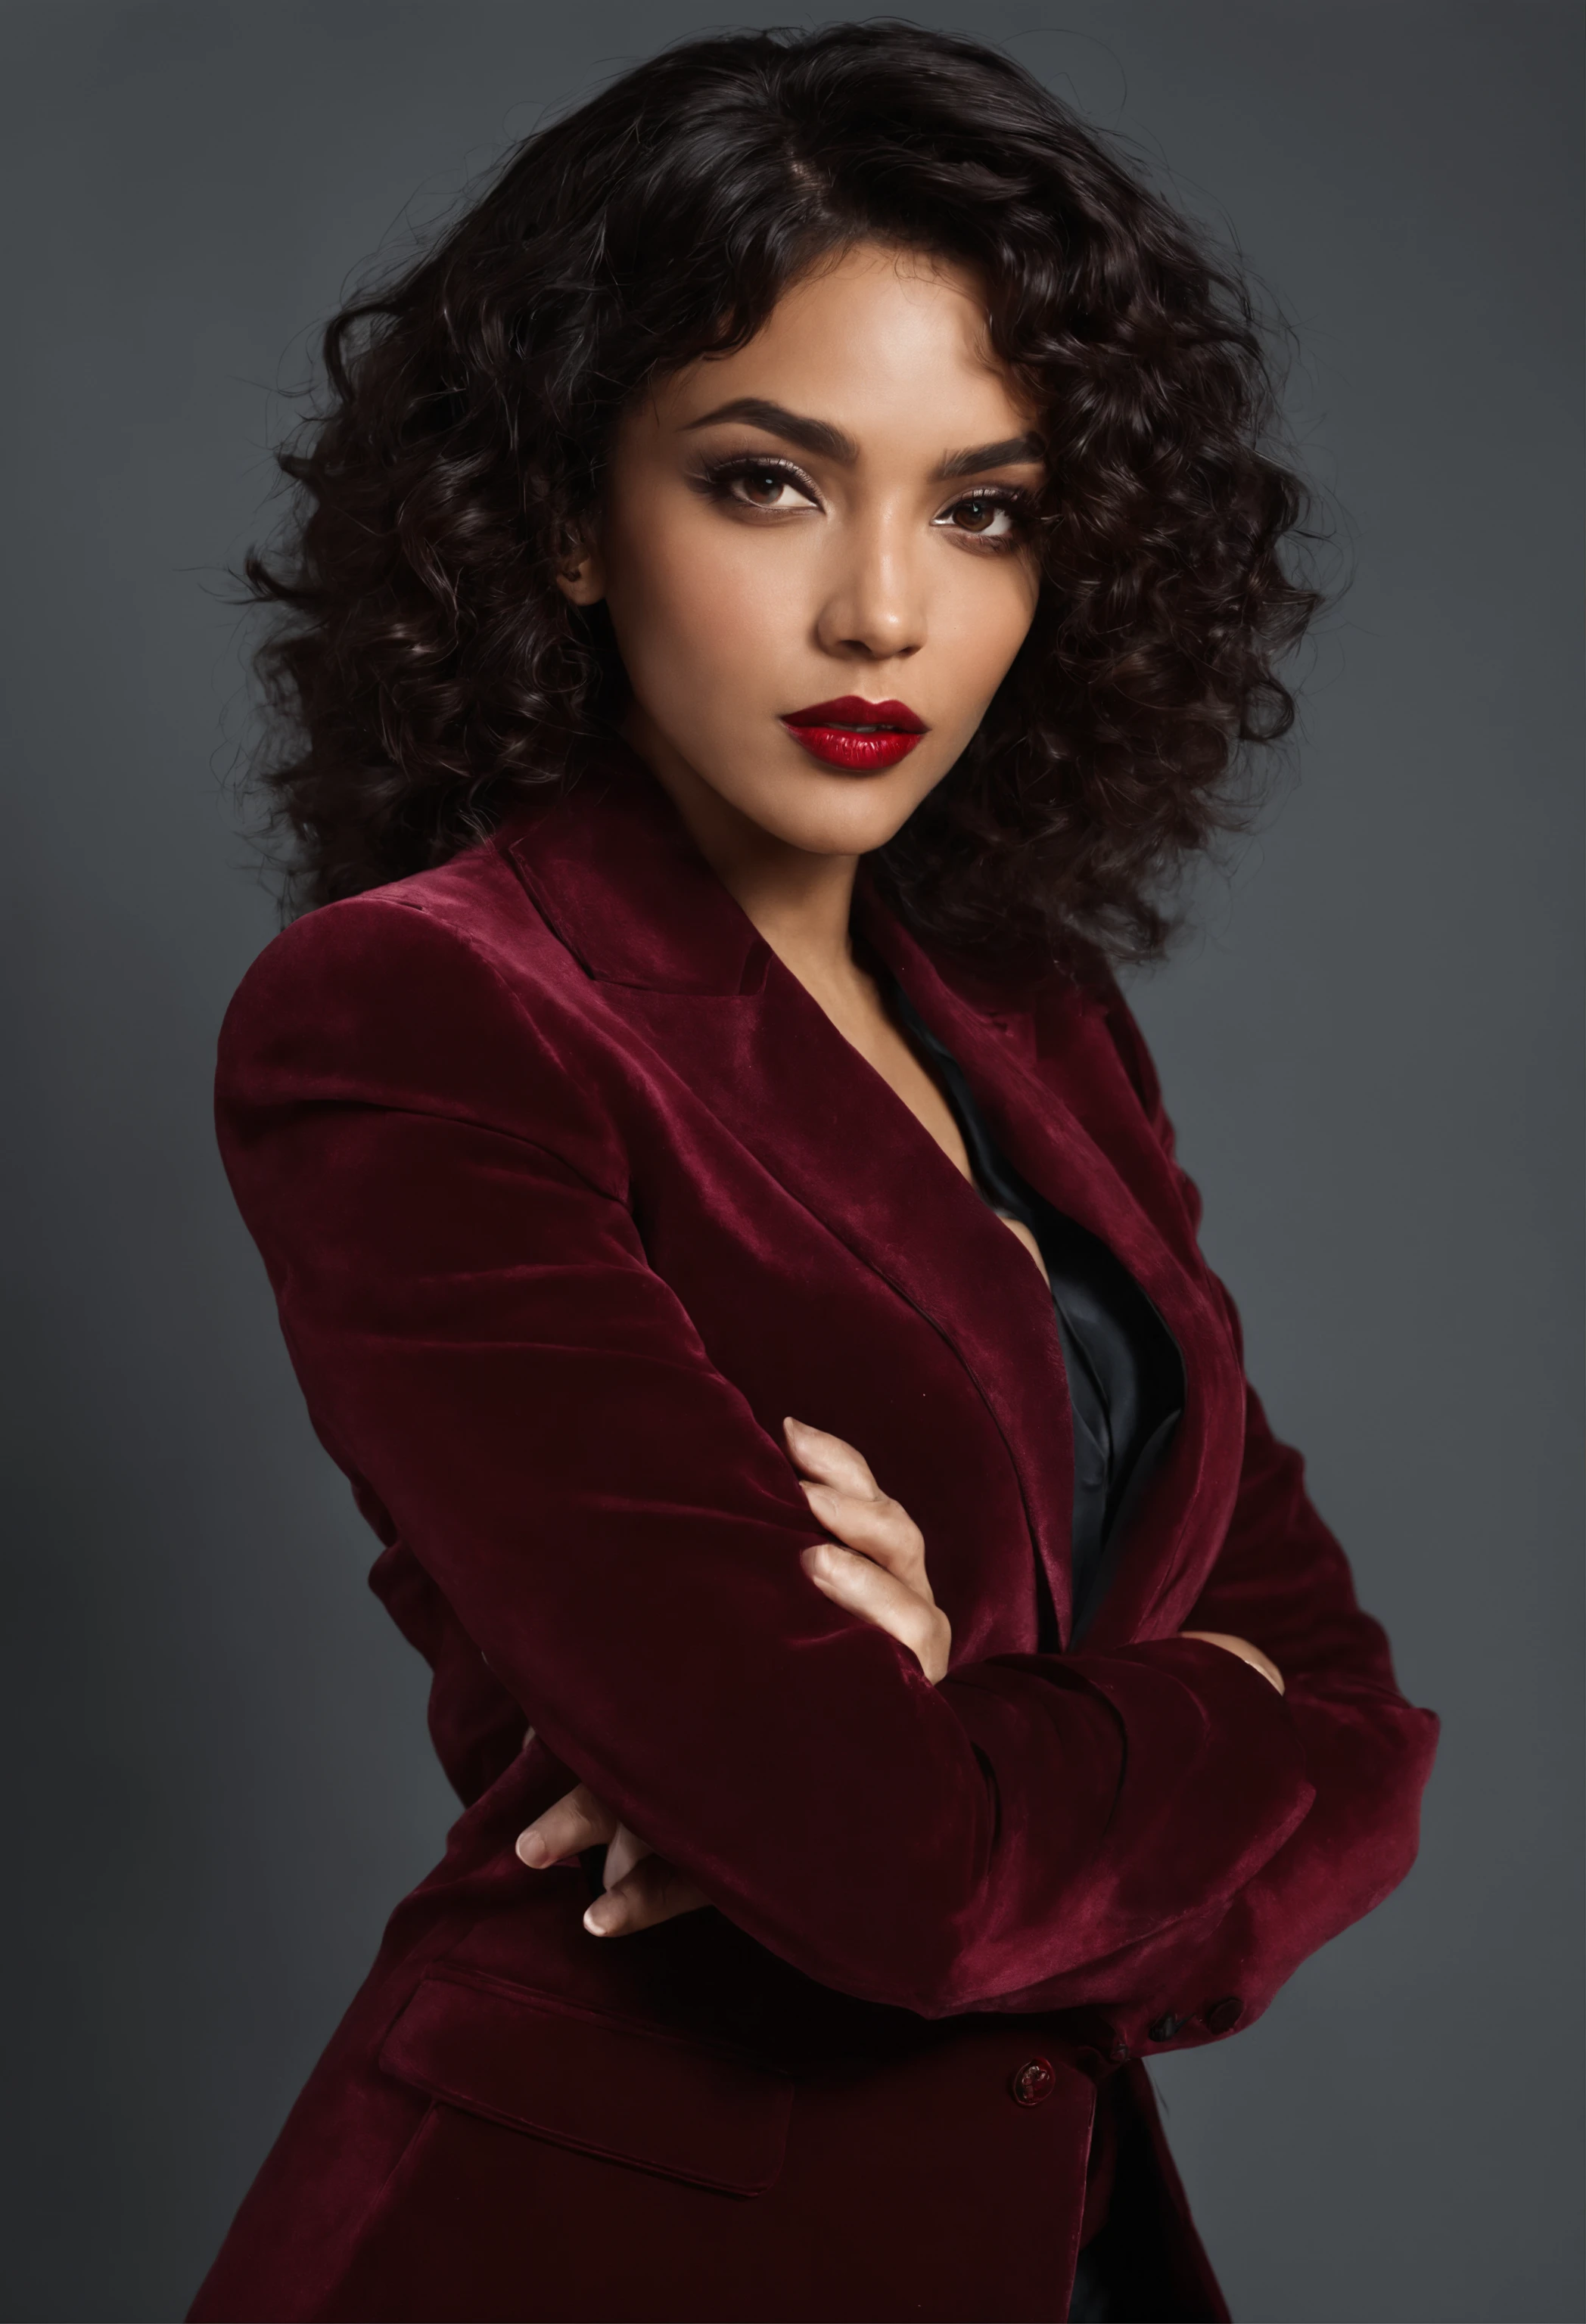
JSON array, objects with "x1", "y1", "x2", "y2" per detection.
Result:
[{"x1": 555, "y1": 537, "x2": 607, "y2": 607}]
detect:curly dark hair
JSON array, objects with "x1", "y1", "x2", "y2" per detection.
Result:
[{"x1": 245, "y1": 19, "x2": 1323, "y2": 969}]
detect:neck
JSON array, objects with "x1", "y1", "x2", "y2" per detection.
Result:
[{"x1": 624, "y1": 711, "x2": 863, "y2": 999}]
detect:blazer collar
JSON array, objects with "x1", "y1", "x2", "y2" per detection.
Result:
[{"x1": 499, "y1": 745, "x2": 773, "y2": 997}]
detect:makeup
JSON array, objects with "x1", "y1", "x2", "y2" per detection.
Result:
[{"x1": 782, "y1": 696, "x2": 928, "y2": 771}]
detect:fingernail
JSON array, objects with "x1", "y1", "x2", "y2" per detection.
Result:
[
  {"x1": 517, "y1": 1830, "x2": 548, "y2": 1868},
  {"x1": 583, "y1": 1902, "x2": 613, "y2": 1936}
]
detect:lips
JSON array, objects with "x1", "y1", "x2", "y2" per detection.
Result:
[{"x1": 781, "y1": 695, "x2": 928, "y2": 772}]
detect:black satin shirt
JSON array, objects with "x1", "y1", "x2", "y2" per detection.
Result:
[{"x1": 887, "y1": 976, "x2": 1185, "y2": 1649}]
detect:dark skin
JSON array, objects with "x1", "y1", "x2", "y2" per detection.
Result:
[{"x1": 520, "y1": 242, "x2": 1282, "y2": 1941}]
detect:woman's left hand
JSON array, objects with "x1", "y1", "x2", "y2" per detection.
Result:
[
  {"x1": 515, "y1": 1415, "x2": 948, "y2": 1936},
  {"x1": 785, "y1": 1413, "x2": 952, "y2": 1686}
]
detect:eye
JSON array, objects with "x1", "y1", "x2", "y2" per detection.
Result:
[
  {"x1": 696, "y1": 455, "x2": 821, "y2": 514},
  {"x1": 732, "y1": 464, "x2": 809, "y2": 510},
  {"x1": 934, "y1": 491, "x2": 1026, "y2": 542}
]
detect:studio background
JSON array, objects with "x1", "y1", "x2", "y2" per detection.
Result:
[{"x1": 2, "y1": 5, "x2": 1579, "y2": 2319}]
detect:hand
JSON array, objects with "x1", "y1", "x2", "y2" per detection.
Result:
[
  {"x1": 515, "y1": 1774, "x2": 710, "y2": 1937},
  {"x1": 1180, "y1": 1629, "x2": 1286, "y2": 1694},
  {"x1": 786, "y1": 1415, "x2": 953, "y2": 1685},
  {"x1": 515, "y1": 1414, "x2": 950, "y2": 1935}
]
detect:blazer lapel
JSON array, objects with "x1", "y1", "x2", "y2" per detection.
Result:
[
  {"x1": 499, "y1": 750, "x2": 1239, "y2": 1648},
  {"x1": 853, "y1": 897, "x2": 1246, "y2": 1648}
]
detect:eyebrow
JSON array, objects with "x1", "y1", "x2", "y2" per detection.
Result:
[
  {"x1": 683, "y1": 396, "x2": 1045, "y2": 479},
  {"x1": 936, "y1": 430, "x2": 1046, "y2": 479}
]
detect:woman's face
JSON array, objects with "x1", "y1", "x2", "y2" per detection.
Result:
[{"x1": 561, "y1": 242, "x2": 1045, "y2": 861}]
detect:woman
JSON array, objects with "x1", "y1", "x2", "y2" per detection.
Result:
[{"x1": 191, "y1": 25, "x2": 1438, "y2": 2322}]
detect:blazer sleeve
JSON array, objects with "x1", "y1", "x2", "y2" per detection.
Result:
[
  {"x1": 979, "y1": 983, "x2": 1440, "y2": 2052},
  {"x1": 215, "y1": 893, "x2": 1404, "y2": 2023}
]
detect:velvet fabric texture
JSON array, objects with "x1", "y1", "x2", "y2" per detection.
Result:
[{"x1": 189, "y1": 750, "x2": 1438, "y2": 2323}]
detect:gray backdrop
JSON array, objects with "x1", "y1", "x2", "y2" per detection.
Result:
[{"x1": 2, "y1": 5, "x2": 1579, "y2": 2319}]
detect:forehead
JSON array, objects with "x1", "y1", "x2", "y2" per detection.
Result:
[{"x1": 648, "y1": 243, "x2": 1038, "y2": 453}]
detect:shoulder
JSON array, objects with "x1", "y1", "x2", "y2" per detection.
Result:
[
  {"x1": 216, "y1": 834, "x2": 620, "y2": 1181},
  {"x1": 1071, "y1": 969, "x2": 1167, "y2": 1125},
  {"x1": 222, "y1": 826, "x2": 599, "y2": 1056},
  {"x1": 228, "y1": 830, "x2": 555, "y2": 1005}
]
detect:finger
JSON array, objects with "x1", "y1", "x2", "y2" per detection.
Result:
[
  {"x1": 802, "y1": 1541, "x2": 950, "y2": 1682},
  {"x1": 801, "y1": 1480, "x2": 926, "y2": 1585},
  {"x1": 584, "y1": 1853, "x2": 710, "y2": 1937},
  {"x1": 601, "y1": 1820, "x2": 654, "y2": 1889},
  {"x1": 1180, "y1": 1630, "x2": 1286, "y2": 1695},
  {"x1": 516, "y1": 1783, "x2": 620, "y2": 1869},
  {"x1": 783, "y1": 1415, "x2": 882, "y2": 1499}
]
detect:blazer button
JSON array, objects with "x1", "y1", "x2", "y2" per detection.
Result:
[
  {"x1": 1010, "y1": 2056, "x2": 1056, "y2": 2106},
  {"x1": 1149, "y1": 2013, "x2": 1185, "y2": 2043},
  {"x1": 1204, "y1": 1996, "x2": 1244, "y2": 2034}
]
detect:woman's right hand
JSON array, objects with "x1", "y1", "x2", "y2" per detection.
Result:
[{"x1": 515, "y1": 1415, "x2": 950, "y2": 1935}]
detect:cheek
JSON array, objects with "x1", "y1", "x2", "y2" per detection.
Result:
[
  {"x1": 937, "y1": 556, "x2": 1040, "y2": 700},
  {"x1": 606, "y1": 505, "x2": 795, "y2": 700}
]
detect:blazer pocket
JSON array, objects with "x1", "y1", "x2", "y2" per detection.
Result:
[{"x1": 377, "y1": 1965, "x2": 794, "y2": 2198}]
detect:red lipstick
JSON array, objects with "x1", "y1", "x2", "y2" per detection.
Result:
[{"x1": 781, "y1": 695, "x2": 928, "y2": 771}]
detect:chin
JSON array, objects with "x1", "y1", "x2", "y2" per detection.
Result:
[
  {"x1": 726, "y1": 764, "x2": 938, "y2": 858},
  {"x1": 751, "y1": 796, "x2": 918, "y2": 858}
]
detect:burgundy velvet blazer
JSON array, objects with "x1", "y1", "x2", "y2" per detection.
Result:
[{"x1": 190, "y1": 751, "x2": 1438, "y2": 2324}]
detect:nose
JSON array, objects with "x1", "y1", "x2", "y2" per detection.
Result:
[{"x1": 814, "y1": 508, "x2": 925, "y2": 663}]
